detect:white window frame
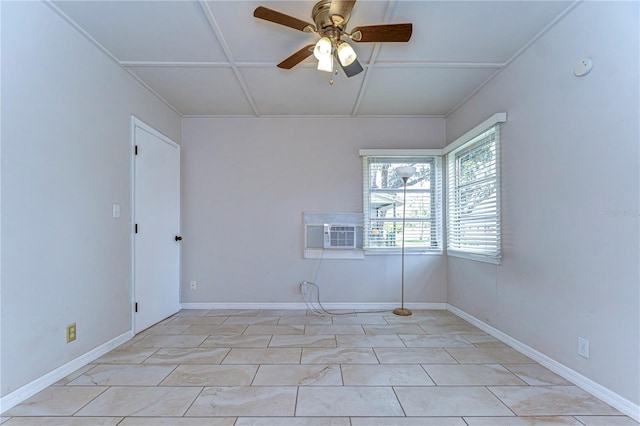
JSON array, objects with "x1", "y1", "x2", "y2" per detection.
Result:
[
  {"x1": 444, "y1": 113, "x2": 506, "y2": 264},
  {"x1": 360, "y1": 149, "x2": 443, "y2": 255}
]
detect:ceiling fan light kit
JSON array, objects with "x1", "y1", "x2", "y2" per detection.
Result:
[{"x1": 254, "y1": 0, "x2": 412, "y2": 79}]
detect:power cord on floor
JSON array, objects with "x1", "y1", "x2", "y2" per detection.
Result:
[{"x1": 301, "y1": 249, "x2": 389, "y2": 316}]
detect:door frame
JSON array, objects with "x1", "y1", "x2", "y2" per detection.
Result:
[{"x1": 130, "y1": 116, "x2": 181, "y2": 334}]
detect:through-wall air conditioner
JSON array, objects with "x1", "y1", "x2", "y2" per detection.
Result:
[{"x1": 324, "y1": 224, "x2": 356, "y2": 249}]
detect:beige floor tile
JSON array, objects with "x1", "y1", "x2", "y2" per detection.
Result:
[
  {"x1": 243, "y1": 325, "x2": 305, "y2": 335},
  {"x1": 399, "y1": 334, "x2": 474, "y2": 347},
  {"x1": 252, "y1": 364, "x2": 342, "y2": 386},
  {"x1": 464, "y1": 416, "x2": 583, "y2": 425},
  {"x1": 423, "y1": 364, "x2": 526, "y2": 386},
  {"x1": 235, "y1": 418, "x2": 349, "y2": 426},
  {"x1": 461, "y1": 334, "x2": 508, "y2": 347},
  {"x1": 2, "y1": 418, "x2": 122, "y2": 426},
  {"x1": 395, "y1": 386, "x2": 514, "y2": 416},
  {"x1": 336, "y1": 335, "x2": 405, "y2": 347},
  {"x1": 488, "y1": 385, "x2": 622, "y2": 416},
  {"x1": 200, "y1": 334, "x2": 271, "y2": 348},
  {"x1": 223, "y1": 316, "x2": 280, "y2": 325},
  {"x1": 130, "y1": 334, "x2": 208, "y2": 348},
  {"x1": 296, "y1": 386, "x2": 404, "y2": 416},
  {"x1": 257, "y1": 309, "x2": 309, "y2": 316},
  {"x1": 143, "y1": 347, "x2": 230, "y2": 364},
  {"x1": 160, "y1": 364, "x2": 258, "y2": 386},
  {"x1": 76, "y1": 386, "x2": 201, "y2": 416},
  {"x1": 374, "y1": 347, "x2": 457, "y2": 364},
  {"x1": 301, "y1": 348, "x2": 379, "y2": 364},
  {"x1": 420, "y1": 323, "x2": 486, "y2": 334},
  {"x1": 93, "y1": 348, "x2": 158, "y2": 364},
  {"x1": 166, "y1": 316, "x2": 228, "y2": 325},
  {"x1": 573, "y1": 416, "x2": 640, "y2": 425},
  {"x1": 342, "y1": 364, "x2": 435, "y2": 386},
  {"x1": 363, "y1": 325, "x2": 426, "y2": 335},
  {"x1": 305, "y1": 325, "x2": 365, "y2": 335},
  {"x1": 385, "y1": 315, "x2": 469, "y2": 326},
  {"x1": 186, "y1": 386, "x2": 297, "y2": 416},
  {"x1": 503, "y1": 363, "x2": 572, "y2": 385},
  {"x1": 183, "y1": 325, "x2": 248, "y2": 335},
  {"x1": 206, "y1": 309, "x2": 260, "y2": 316},
  {"x1": 68, "y1": 364, "x2": 175, "y2": 386},
  {"x1": 119, "y1": 418, "x2": 235, "y2": 426},
  {"x1": 143, "y1": 324, "x2": 191, "y2": 334},
  {"x1": 3, "y1": 386, "x2": 108, "y2": 416},
  {"x1": 222, "y1": 348, "x2": 301, "y2": 364},
  {"x1": 351, "y1": 418, "x2": 467, "y2": 426},
  {"x1": 331, "y1": 316, "x2": 388, "y2": 324},
  {"x1": 445, "y1": 347, "x2": 534, "y2": 363},
  {"x1": 175, "y1": 309, "x2": 210, "y2": 317},
  {"x1": 268, "y1": 335, "x2": 336, "y2": 348},
  {"x1": 278, "y1": 316, "x2": 333, "y2": 325},
  {"x1": 54, "y1": 364, "x2": 96, "y2": 384}
]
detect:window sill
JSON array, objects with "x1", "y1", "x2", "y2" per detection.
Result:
[
  {"x1": 447, "y1": 250, "x2": 501, "y2": 265},
  {"x1": 364, "y1": 249, "x2": 443, "y2": 256}
]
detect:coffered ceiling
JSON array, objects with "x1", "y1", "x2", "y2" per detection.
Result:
[{"x1": 50, "y1": 0, "x2": 576, "y2": 117}]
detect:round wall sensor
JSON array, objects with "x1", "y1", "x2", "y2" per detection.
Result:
[{"x1": 574, "y1": 58, "x2": 593, "y2": 77}]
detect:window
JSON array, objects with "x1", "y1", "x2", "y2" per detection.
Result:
[
  {"x1": 446, "y1": 124, "x2": 501, "y2": 262},
  {"x1": 361, "y1": 151, "x2": 442, "y2": 253}
]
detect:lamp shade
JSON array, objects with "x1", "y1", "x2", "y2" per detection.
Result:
[
  {"x1": 395, "y1": 166, "x2": 416, "y2": 179},
  {"x1": 337, "y1": 41, "x2": 357, "y2": 66},
  {"x1": 314, "y1": 37, "x2": 332, "y2": 60}
]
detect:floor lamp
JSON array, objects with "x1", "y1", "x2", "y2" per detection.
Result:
[{"x1": 393, "y1": 166, "x2": 416, "y2": 317}]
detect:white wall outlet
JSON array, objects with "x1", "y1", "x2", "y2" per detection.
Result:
[
  {"x1": 299, "y1": 282, "x2": 308, "y2": 294},
  {"x1": 578, "y1": 337, "x2": 590, "y2": 358},
  {"x1": 190, "y1": 280, "x2": 197, "y2": 290}
]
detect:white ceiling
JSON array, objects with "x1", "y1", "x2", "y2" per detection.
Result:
[{"x1": 50, "y1": 0, "x2": 575, "y2": 118}]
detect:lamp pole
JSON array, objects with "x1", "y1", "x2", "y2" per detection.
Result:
[{"x1": 393, "y1": 166, "x2": 415, "y2": 317}]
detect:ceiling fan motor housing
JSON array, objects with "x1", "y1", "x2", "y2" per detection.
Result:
[{"x1": 312, "y1": 0, "x2": 349, "y2": 34}]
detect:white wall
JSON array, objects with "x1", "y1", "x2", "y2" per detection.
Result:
[
  {"x1": 446, "y1": 1, "x2": 639, "y2": 406},
  {"x1": 181, "y1": 117, "x2": 447, "y2": 305},
  {"x1": 1, "y1": 2, "x2": 181, "y2": 397}
]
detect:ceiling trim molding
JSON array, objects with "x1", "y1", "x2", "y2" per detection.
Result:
[
  {"x1": 445, "y1": 0, "x2": 583, "y2": 117},
  {"x1": 182, "y1": 114, "x2": 445, "y2": 119},
  {"x1": 198, "y1": 0, "x2": 261, "y2": 117},
  {"x1": 43, "y1": 0, "x2": 182, "y2": 117},
  {"x1": 121, "y1": 61, "x2": 233, "y2": 68}
]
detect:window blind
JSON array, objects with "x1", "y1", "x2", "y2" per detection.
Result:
[{"x1": 446, "y1": 125, "x2": 501, "y2": 259}]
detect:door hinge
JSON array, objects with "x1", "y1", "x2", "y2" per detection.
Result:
[
  {"x1": 135, "y1": 145, "x2": 138, "y2": 155},
  {"x1": 135, "y1": 302, "x2": 138, "y2": 313},
  {"x1": 135, "y1": 224, "x2": 138, "y2": 234}
]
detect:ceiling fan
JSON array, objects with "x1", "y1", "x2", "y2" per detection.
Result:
[{"x1": 253, "y1": 0, "x2": 412, "y2": 79}]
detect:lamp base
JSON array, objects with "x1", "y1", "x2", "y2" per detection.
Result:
[{"x1": 393, "y1": 307, "x2": 412, "y2": 316}]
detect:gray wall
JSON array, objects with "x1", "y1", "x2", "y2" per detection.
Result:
[
  {"x1": 180, "y1": 117, "x2": 447, "y2": 305},
  {"x1": 446, "y1": 1, "x2": 639, "y2": 405},
  {"x1": 1, "y1": 1, "x2": 181, "y2": 397}
]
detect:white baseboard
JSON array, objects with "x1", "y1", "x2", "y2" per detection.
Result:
[
  {"x1": 0, "y1": 330, "x2": 133, "y2": 414},
  {"x1": 180, "y1": 302, "x2": 447, "y2": 311},
  {"x1": 446, "y1": 304, "x2": 640, "y2": 422}
]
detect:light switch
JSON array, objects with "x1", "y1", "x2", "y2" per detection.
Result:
[{"x1": 113, "y1": 203, "x2": 121, "y2": 218}]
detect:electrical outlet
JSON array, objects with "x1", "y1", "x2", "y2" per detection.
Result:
[
  {"x1": 190, "y1": 280, "x2": 197, "y2": 290},
  {"x1": 299, "y1": 282, "x2": 308, "y2": 294},
  {"x1": 578, "y1": 337, "x2": 589, "y2": 358},
  {"x1": 66, "y1": 323, "x2": 77, "y2": 343}
]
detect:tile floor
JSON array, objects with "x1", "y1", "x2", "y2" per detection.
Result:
[{"x1": 2, "y1": 309, "x2": 638, "y2": 426}]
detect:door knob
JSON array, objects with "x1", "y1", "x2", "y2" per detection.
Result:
[{"x1": 175, "y1": 236, "x2": 182, "y2": 241}]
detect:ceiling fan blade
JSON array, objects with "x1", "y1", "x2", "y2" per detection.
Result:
[
  {"x1": 329, "y1": 0, "x2": 356, "y2": 25},
  {"x1": 254, "y1": 6, "x2": 316, "y2": 32},
  {"x1": 351, "y1": 23, "x2": 412, "y2": 43},
  {"x1": 277, "y1": 45, "x2": 315, "y2": 69}
]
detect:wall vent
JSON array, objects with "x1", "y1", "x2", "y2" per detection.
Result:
[{"x1": 324, "y1": 224, "x2": 356, "y2": 249}]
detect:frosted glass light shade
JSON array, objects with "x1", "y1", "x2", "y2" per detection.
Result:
[
  {"x1": 395, "y1": 166, "x2": 416, "y2": 179},
  {"x1": 314, "y1": 37, "x2": 332, "y2": 60},
  {"x1": 337, "y1": 41, "x2": 357, "y2": 66},
  {"x1": 317, "y1": 55, "x2": 333, "y2": 72}
]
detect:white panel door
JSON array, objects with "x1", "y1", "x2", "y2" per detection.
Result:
[{"x1": 133, "y1": 119, "x2": 180, "y2": 333}]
